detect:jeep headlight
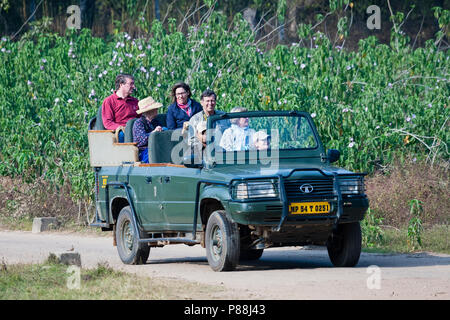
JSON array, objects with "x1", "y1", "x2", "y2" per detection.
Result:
[
  {"x1": 339, "y1": 178, "x2": 364, "y2": 195},
  {"x1": 232, "y1": 180, "x2": 279, "y2": 200}
]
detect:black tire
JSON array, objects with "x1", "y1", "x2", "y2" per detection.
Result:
[
  {"x1": 240, "y1": 249, "x2": 264, "y2": 261},
  {"x1": 327, "y1": 222, "x2": 362, "y2": 267},
  {"x1": 116, "y1": 206, "x2": 150, "y2": 265},
  {"x1": 205, "y1": 210, "x2": 240, "y2": 272}
]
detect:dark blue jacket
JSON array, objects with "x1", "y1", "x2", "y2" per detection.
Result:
[{"x1": 166, "y1": 99, "x2": 203, "y2": 130}]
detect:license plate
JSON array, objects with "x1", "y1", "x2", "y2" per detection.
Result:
[{"x1": 289, "y1": 202, "x2": 331, "y2": 214}]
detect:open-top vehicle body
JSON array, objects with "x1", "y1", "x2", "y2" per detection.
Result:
[{"x1": 88, "y1": 110, "x2": 369, "y2": 271}]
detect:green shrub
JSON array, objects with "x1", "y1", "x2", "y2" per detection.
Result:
[
  {"x1": 361, "y1": 208, "x2": 384, "y2": 248},
  {"x1": 407, "y1": 199, "x2": 424, "y2": 249},
  {"x1": 0, "y1": 10, "x2": 448, "y2": 204}
]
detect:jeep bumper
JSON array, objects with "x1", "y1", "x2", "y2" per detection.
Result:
[{"x1": 228, "y1": 195, "x2": 368, "y2": 226}]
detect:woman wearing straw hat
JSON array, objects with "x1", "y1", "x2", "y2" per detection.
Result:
[{"x1": 132, "y1": 96, "x2": 164, "y2": 163}]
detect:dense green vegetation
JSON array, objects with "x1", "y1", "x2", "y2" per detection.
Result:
[{"x1": 0, "y1": 8, "x2": 448, "y2": 206}]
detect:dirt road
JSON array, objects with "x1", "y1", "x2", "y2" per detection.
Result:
[{"x1": 1, "y1": 230, "x2": 449, "y2": 300}]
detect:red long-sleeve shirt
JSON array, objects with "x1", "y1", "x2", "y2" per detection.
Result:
[{"x1": 101, "y1": 92, "x2": 140, "y2": 130}]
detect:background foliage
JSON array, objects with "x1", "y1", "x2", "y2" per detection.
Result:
[
  {"x1": 1, "y1": 0, "x2": 449, "y2": 46},
  {"x1": 0, "y1": 3, "x2": 448, "y2": 207}
]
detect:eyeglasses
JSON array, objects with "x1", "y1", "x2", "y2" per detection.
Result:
[{"x1": 176, "y1": 91, "x2": 188, "y2": 97}]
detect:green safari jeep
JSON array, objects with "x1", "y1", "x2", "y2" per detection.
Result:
[{"x1": 87, "y1": 110, "x2": 369, "y2": 271}]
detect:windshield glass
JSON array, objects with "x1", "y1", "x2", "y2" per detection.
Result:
[{"x1": 210, "y1": 113, "x2": 318, "y2": 152}]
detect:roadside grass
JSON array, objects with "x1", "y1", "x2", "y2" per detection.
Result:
[
  {"x1": 0, "y1": 215, "x2": 34, "y2": 231},
  {"x1": 0, "y1": 261, "x2": 223, "y2": 300},
  {"x1": 0, "y1": 215, "x2": 107, "y2": 237},
  {"x1": 362, "y1": 224, "x2": 450, "y2": 254}
]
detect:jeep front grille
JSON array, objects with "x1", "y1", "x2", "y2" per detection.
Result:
[{"x1": 284, "y1": 179, "x2": 334, "y2": 200}]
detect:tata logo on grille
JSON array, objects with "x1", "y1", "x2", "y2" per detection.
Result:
[{"x1": 299, "y1": 184, "x2": 314, "y2": 193}]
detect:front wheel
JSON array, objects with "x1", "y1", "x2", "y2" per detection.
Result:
[
  {"x1": 327, "y1": 222, "x2": 362, "y2": 267},
  {"x1": 116, "y1": 206, "x2": 150, "y2": 265},
  {"x1": 240, "y1": 248, "x2": 264, "y2": 261},
  {"x1": 205, "y1": 211, "x2": 240, "y2": 272}
]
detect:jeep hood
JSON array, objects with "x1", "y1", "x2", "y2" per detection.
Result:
[{"x1": 204, "y1": 162, "x2": 355, "y2": 181}]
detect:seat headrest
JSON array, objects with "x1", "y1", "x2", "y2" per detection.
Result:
[
  {"x1": 94, "y1": 105, "x2": 105, "y2": 130},
  {"x1": 124, "y1": 118, "x2": 138, "y2": 143},
  {"x1": 147, "y1": 129, "x2": 186, "y2": 164}
]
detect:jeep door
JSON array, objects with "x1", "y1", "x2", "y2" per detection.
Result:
[
  {"x1": 128, "y1": 166, "x2": 166, "y2": 231},
  {"x1": 158, "y1": 166, "x2": 202, "y2": 232}
]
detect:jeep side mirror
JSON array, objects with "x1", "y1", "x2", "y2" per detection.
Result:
[{"x1": 327, "y1": 149, "x2": 340, "y2": 163}]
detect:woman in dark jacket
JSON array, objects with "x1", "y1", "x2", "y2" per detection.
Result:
[{"x1": 166, "y1": 82, "x2": 202, "y2": 130}]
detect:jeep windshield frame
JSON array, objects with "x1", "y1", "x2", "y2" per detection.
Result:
[{"x1": 205, "y1": 111, "x2": 325, "y2": 166}]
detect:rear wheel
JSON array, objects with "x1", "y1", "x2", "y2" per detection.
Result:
[
  {"x1": 116, "y1": 206, "x2": 150, "y2": 265},
  {"x1": 205, "y1": 210, "x2": 240, "y2": 272},
  {"x1": 327, "y1": 222, "x2": 361, "y2": 267}
]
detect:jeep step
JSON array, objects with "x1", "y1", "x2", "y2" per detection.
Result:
[{"x1": 139, "y1": 237, "x2": 201, "y2": 247}]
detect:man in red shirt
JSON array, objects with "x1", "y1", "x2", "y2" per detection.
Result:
[{"x1": 101, "y1": 74, "x2": 140, "y2": 135}]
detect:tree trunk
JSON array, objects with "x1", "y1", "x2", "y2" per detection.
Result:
[
  {"x1": 28, "y1": 0, "x2": 36, "y2": 22},
  {"x1": 155, "y1": 0, "x2": 160, "y2": 21},
  {"x1": 286, "y1": 0, "x2": 298, "y2": 40},
  {"x1": 80, "y1": 0, "x2": 95, "y2": 29},
  {"x1": 243, "y1": 8, "x2": 257, "y2": 32}
]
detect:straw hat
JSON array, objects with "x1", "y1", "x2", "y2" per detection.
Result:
[{"x1": 137, "y1": 96, "x2": 163, "y2": 114}]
